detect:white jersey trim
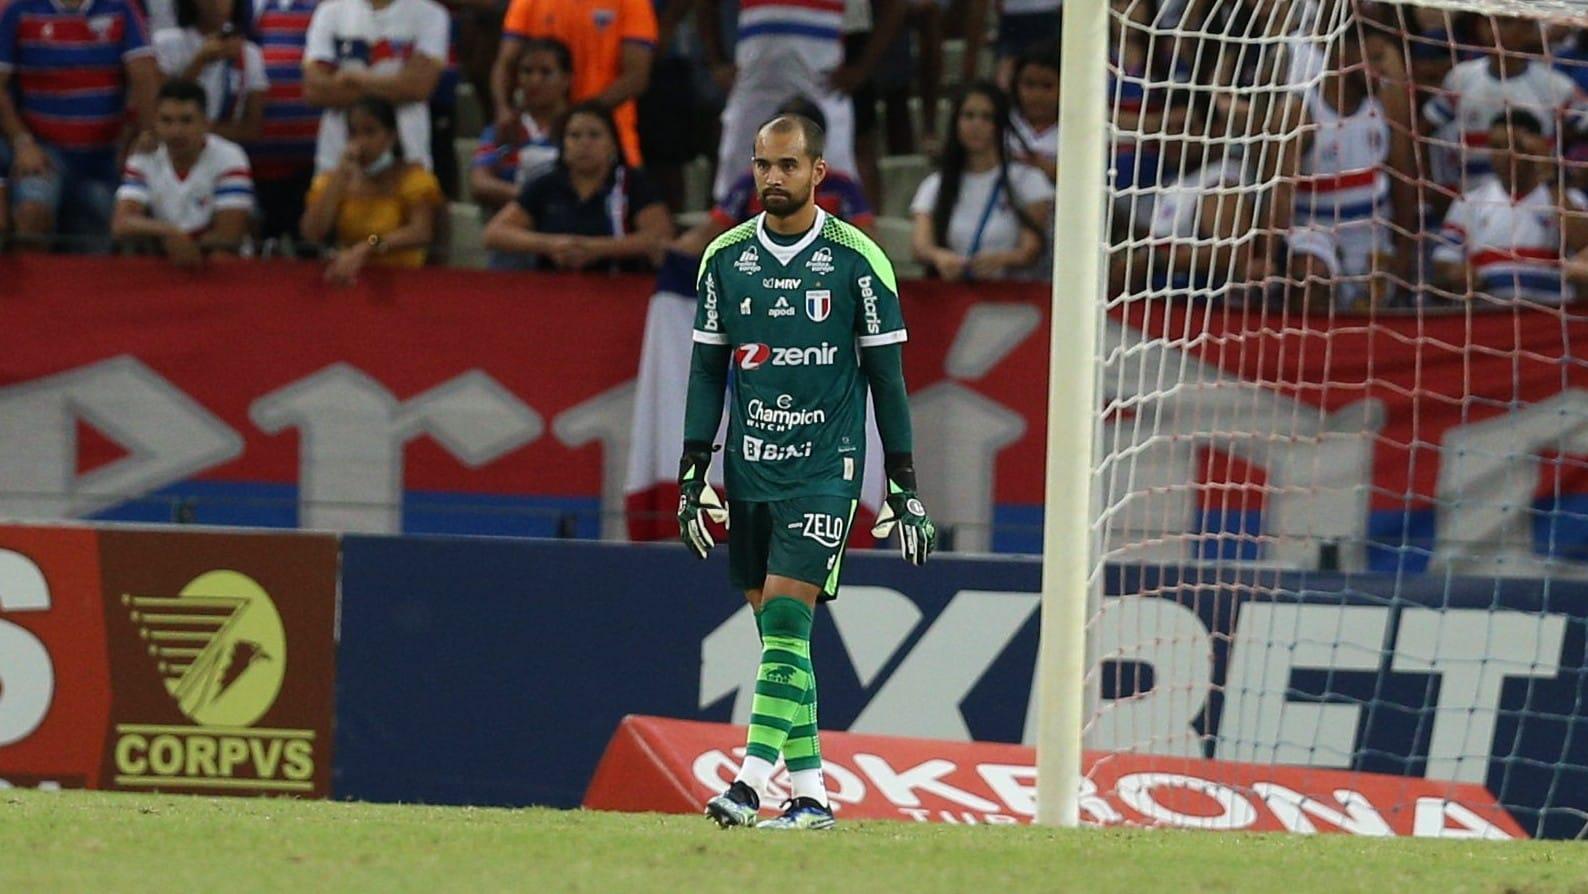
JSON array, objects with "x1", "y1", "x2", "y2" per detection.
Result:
[
  {"x1": 858, "y1": 329, "x2": 908, "y2": 348},
  {"x1": 693, "y1": 330, "x2": 729, "y2": 345},
  {"x1": 755, "y1": 207, "x2": 829, "y2": 266}
]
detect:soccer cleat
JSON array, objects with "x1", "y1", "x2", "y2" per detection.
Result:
[
  {"x1": 758, "y1": 797, "x2": 835, "y2": 831},
  {"x1": 704, "y1": 781, "x2": 760, "y2": 828}
]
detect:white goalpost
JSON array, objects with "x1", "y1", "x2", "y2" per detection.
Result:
[
  {"x1": 1037, "y1": 0, "x2": 1110, "y2": 828},
  {"x1": 1038, "y1": 0, "x2": 1588, "y2": 836}
]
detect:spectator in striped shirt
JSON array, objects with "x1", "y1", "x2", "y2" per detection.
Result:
[
  {"x1": 0, "y1": 0, "x2": 160, "y2": 249},
  {"x1": 469, "y1": 35, "x2": 568, "y2": 214},
  {"x1": 251, "y1": 0, "x2": 321, "y2": 240},
  {"x1": 112, "y1": 79, "x2": 255, "y2": 265}
]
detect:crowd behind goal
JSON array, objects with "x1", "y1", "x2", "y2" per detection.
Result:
[{"x1": 1, "y1": 0, "x2": 1587, "y2": 309}]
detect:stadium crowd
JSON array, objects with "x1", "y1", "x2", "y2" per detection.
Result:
[{"x1": 1, "y1": 0, "x2": 1587, "y2": 307}]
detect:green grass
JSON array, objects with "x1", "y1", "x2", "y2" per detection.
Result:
[{"x1": 3, "y1": 790, "x2": 1588, "y2": 893}]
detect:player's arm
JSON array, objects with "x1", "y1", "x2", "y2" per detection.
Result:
[
  {"x1": 853, "y1": 241, "x2": 935, "y2": 564},
  {"x1": 111, "y1": 196, "x2": 180, "y2": 240},
  {"x1": 301, "y1": 7, "x2": 360, "y2": 108},
  {"x1": 595, "y1": 43, "x2": 655, "y2": 110},
  {"x1": 342, "y1": 51, "x2": 443, "y2": 104},
  {"x1": 678, "y1": 258, "x2": 731, "y2": 558}
]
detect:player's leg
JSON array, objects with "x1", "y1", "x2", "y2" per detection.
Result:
[
  {"x1": 756, "y1": 497, "x2": 855, "y2": 831},
  {"x1": 705, "y1": 502, "x2": 774, "y2": 828}
]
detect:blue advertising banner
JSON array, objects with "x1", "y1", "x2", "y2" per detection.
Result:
[{"x1": 336, "y1": 535, "x2": 1588, "y2": 838}]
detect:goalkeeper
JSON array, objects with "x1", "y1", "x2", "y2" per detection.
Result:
[{"x1": 679, "y1": 112, "x2": 935, "y2": 832}]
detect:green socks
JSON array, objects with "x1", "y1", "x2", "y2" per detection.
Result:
[{"x1": 744, "y1": 597, "x2": 814, "y2": 766}]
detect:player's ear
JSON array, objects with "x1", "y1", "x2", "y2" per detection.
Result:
[{"x1": 812, "y1": 157, "x2": 827, "y2": 187}]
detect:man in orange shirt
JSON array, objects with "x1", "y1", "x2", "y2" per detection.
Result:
[{"x1": 491, "y1": 0, "x2": 656, "y2": 166}]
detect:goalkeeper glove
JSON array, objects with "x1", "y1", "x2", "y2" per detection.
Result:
[
  {"x1": 870, "y1": 455, "x2": 935, "y2": 566},
  {"x1": 678, "y1": 442, "x2": 728, "y2": 560}
]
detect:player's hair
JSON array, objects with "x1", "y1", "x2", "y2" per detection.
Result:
[
  {"x1": 757, "y1": 114, "x2": 825, "y2": 161},
  {"x1": 556, "y1": 100, "x2": 623, "y2": 165},
  {"x1": 931, "y1": 80, "x2": 1043, "y2": 255},
  {"x1": 522, "y1": 36, "x2": 573, "y2": 76},
  {"x1": 775, "y1": 96, "x2": 827, "y2": 136},
  {"x1": 175, "y1": 0, "x2": 249, "y2": 33},
  {"x1": 1491, "y1": 106, "x2": 1546, "y2": 136},
  {"x1": 349, "y1": 96, "x2": 406, "y2": 161},
  {"x1": 1008, "y1": 39, "x2": 1060, "y2": 162},
  {"x1": 157, "y1": 79, "x2": 208, "y2": 112}
]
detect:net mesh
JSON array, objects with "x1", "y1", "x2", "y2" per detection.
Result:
[{"x1": 1083, "y1": 0, "x2": 1588, "y2": 838}]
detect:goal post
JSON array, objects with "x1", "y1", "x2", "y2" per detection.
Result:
[
  {"x1": 1036, "y1": 0, "x2": 1588, "y2": 837},
  {"x1": 1036, "y1": 0, "x2": 1110, "y2": 828}
]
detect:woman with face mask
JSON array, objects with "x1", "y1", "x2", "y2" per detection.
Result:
[
  {"x1": 299, "y1": 96, "x2": 445, "y2": 284},
  {"x1": 482, "y1": 100, "x2": 674, "y2": 273}
]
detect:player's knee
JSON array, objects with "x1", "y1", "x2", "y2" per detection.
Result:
[{"x1": 758, "y1": 595, "x2": 813, "y2": 639}]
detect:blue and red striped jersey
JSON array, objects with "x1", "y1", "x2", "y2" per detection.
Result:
[
  {"x1": 251, "y1": 0, "x2": 318, "y2": 179},
  {"x1": 0, "y1": 0, "x2": 152, "y2": 154}
]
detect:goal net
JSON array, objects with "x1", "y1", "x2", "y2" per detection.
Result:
[{"x1": 1051, "y1": 0, "x2": 1588, "y2": 838}]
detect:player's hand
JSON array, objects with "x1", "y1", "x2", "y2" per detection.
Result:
[
  {"x1": 678, "y1": 446, "x2": 728, "y2": 559},
  {"x1": 12, "y1": 136, "x2": 50, "y2": 178},
  {"x1": 934, "y1": 250, "x2": 969, "y2": 282},
  {"x1": 163, "y1": 231, "x2": 204, "y2": 268},
  {"x1": 827, "y1": 64, "x2": 866, "y2": 93},
  {"x1": 871, "y1": 461, "x2": 935, "y2": 566}
]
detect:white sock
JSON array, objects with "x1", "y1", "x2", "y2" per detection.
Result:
[
  {"x1": 790, "y1": 767, "x2": 828, "y2": 805},
  {"x1": 735, "y1": 755, "x2": 776, "y2": 798}
]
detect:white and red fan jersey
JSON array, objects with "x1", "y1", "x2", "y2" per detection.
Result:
[
  {"x1": 1423, "y1": 58, "x2": 1588, "y2": 186},
  {"x1": 116, "y1": 134, "x2": 255, "y2": 235},
  {"x1": 1433, "y1": 179, "x2": 1586, "y2": 304},
  {"x1": 303, "y1": 0, "x2": 449, "y2": 172},
  {"x1": 736, "y1": 0, "x2": 844, "y2": 70},
  {"x1": 1294, "y1": 86, "x2": 1390, "y2": 226}
]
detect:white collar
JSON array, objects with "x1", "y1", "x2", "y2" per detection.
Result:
[{"x1": 755, "y1": 206, "x2": 827, "y2": 266}]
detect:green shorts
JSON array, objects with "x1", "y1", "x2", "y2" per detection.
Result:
[{"x1": 728, "y1": 496, "x2": 858, "y2": 601}]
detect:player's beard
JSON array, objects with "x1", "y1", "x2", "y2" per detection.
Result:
[{"x1": 760, "y1": 184, "x2": 812, "y2": 219}]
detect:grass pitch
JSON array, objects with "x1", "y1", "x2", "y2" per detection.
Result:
[{"x1": 3, "y1": 790, "x2": 1587, "y2": 893}]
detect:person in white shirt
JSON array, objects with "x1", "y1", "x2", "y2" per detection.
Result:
[
  {"x1": 702, "y1": 0, "x2": 858, "y2": 203},
  {"x1": 1285, "y1": 29, "x2": 1418, "y2": 311},
  {"x1": 1423, "y1": 15, "x2": 1588, "y2": 198},
  {"x1": 153, "y1": 0, "x2": 269, "y2": 144},
  {"x1": 1435, "y1": 107, "x2": 1588, "y2": 306},
  {"x1": 909, "y1": 80, "x2": 1053, "y2": 281},
  {"x1": 1006, "y1": 38, "x2": 1058, "y2": 182},
  {"x1": 112, "y1": 80, "x2": 255, "y2": 265},
  {"x1": 301, "y1": 0, "x2": 448, "y2": 172}
]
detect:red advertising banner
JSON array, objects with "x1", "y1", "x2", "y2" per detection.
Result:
[
  {"x1": 0, "y1": 525, "x2": 110, "y2": 789},
  {"x1": 584, "y1": 716, "x2": 1526, "y2": 838},
  {"x1": 7, "y1": 255, "x2": 1588, "y2": 567},
  {"x1": 0, "y1": 523, "x2": 338, "y2": 797}
]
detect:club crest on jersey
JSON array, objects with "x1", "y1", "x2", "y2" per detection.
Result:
[
  {"x1": 89, "y1": 15, "x2": 117, "y2": 38},
  {"x1": 806, "y1": 247, "x2": 835, "y2": 275},
  {"x1": 805, "y1": 290, "x2": 831, "y2": 323},
  {"x1": 735, "y1": 246, "x2": 761, "y2": 274}
]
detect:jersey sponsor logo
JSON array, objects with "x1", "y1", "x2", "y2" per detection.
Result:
[
  {"x1": 703, "y1": 273, "x2": 721, "y2": 332},
  {"x1": 741, "y1": 435, "x2": 813, "y2": 462},
  {"x1": 746, "y1": 397, "x2": 827, "y2": 432},
  {"x1": 740, "y1": 296, "x2": 752, "y2": 315},
  {"x1": 807, "y1": 247, "x2": 835, "y2": 275},
  {"x1": 734, "y1": 342, "x2": 840, "y2": 370},
  {"x1": 800, "y1": 512, "x2": 845, "y2": 548},
  {"x1": 735, "y1": 343, "x2": 772, "y2": 369},
  {"x1": 806, "y1": 290, "x2": 831, "y2": 323},
  {"x1": 769, "y1": 296, "x2": 796, "y2": 318},
  {"x1": 763, "y1": 277, "x2": 801, "y2": 289},
  {"x1": 859, "y1": 276, "x2": 881, "y2": 335},
  {"x1": 735, "y1": 246, "x2": 761, "y2": 274}
]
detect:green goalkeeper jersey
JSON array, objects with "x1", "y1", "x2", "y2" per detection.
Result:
[{"x1": 693, "y1": 208, "x2": 908, "y2": 502}]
